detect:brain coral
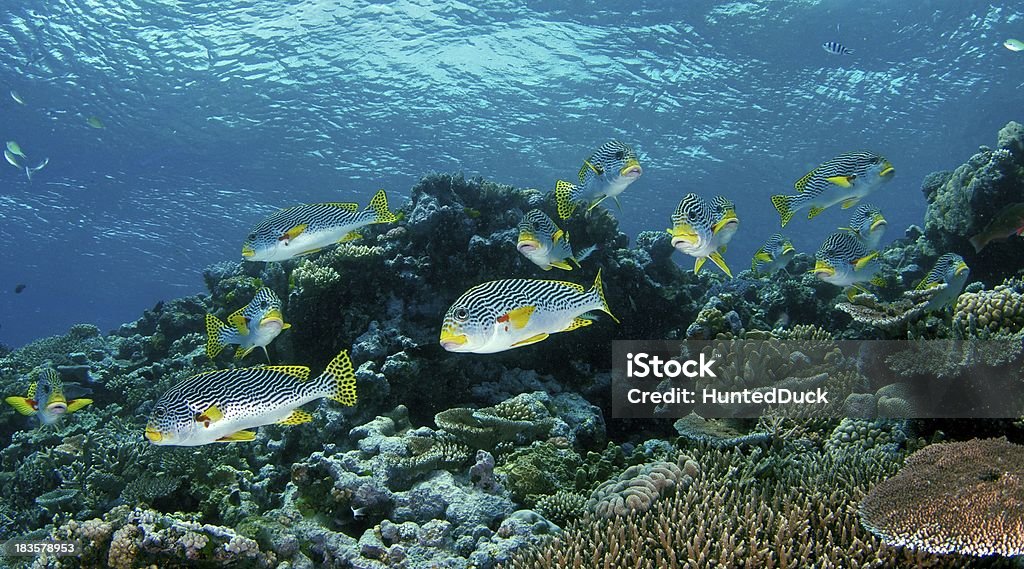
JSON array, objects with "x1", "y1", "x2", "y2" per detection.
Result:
[{"x1": 859, "y1": 437, "x2": 1024, "y2": 557}]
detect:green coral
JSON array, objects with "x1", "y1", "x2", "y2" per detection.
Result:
[{"x1": 953, "y1": 279, "x2": 1024, "y2": 336}]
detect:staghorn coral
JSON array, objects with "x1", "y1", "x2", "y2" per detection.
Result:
[
  {"x1": 505, "y1": 444, "x2": 1009, "y2": 569},
  {"x1": 953, "y1": 278, "x2": 1024, "y2": 336},
  {"x1": 533, "y1": 490, "x2": 586, "y2": 528},
  {"x1": 860, "y1": 438, "x2": 1024, "y2": 557}
]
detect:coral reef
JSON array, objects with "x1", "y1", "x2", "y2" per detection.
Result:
[{"x1": 860, "y1": 438, "x2": 1024, "y2": 557}]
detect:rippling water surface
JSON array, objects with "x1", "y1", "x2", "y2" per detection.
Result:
[{"x1": 0, "y1": 0, "x2": 1021, "y2": 345}]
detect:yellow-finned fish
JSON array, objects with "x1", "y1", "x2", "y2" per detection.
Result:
[
  {"x1": 87, "y1": 116, "x2": 105, "y2": 129},
  {"x1": 242, "y1": 189, "x2": 399, "y2": 262},
  {"x1": 916, "y1": 253, "x2": 969, "y2": 312},
  {"x1": 968, "y1": 202, "x2": 1024, "y2": 253},
  {"x1": 811, "y1": 231, "x2": 885, "y2": 295},
  {"x1": 145, "y1": 349, "x2": 356, "y2": 446},
  {"x1": 6, "y1": 141, "x2": 26, "y2": 159},
  {"x1": 839, "y1": 203, "x2": 887, "y2": 249},
  {"x1": 440, "y1": 270, "x2": 618, "y2": 353},
  {"x1": 751, "y1": 233, "x2": 796, "y2": 275},
  {"x1": 4, "y1": 369, "x2": 93, "y2": 425},
  {"x1": 517, "y1": 209, "x2": 595, "y2": 271},
  {"x1": 1004, "y1": 39, "x2": 1024, "y2": 52},
  {"x1": 771, "y1": 151, "x2": 894, "y2": 227},
  {"x1": 668, "y1": 193, "x2": 738, "y2": 277},
  {"x1": 205, "y1": 287, "x2": 291, "y2": 361},
  {"x1": 553, "y1": 140, "x2": 643, "y2": 219}
]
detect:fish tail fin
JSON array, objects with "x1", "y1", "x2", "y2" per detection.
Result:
[
  {"x1": 24, "y1": 166, "x2": 31, "y2": 181},
  {"x1": 590, "y1": 268, "x2": 620, "y2": 324},
  {"x1": 771, "y1": 195, "x2": 796, "y2": 227},
  {"x1": 554, "y1": 180, "x2": 581, "y2": 219},
  {"x1": 205, "y1": 313, "x2": 233, "y2": 358},
  {"x1": 366, "y1": 189, "x2": 399, "y2": 224},
  {"x1": 318, "y1": 349, "x2": 357, "y2": 406},
  {"x1": 968, "y1": 233, "x2": 985, "y2": 253}
]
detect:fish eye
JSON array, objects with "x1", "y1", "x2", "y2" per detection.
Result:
[
  {"x1": 246, "y1": 232, "x2": 257, "y2": 241},
  {"x1": 155, "y1": 407, "x2": 166, "y2": 418},
  {"x1": 614, "y1": 150, "x2": 625, "y2": 159},
  {"x1": 454, "y1": 308, "x2": 470, "y2": 322},
  {"x1": 258, "y1": 301, "x2": 268, "y2": 309},
  {"x1": 687, "y1": 210, "x2": 697, "y2": 221}
]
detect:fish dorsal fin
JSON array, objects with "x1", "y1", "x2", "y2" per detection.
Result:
[
  {"x1": 4, "y1": 396, "x2": 38, "y2": 416},
  {"x1": 227, "y1": 308, "x2": 249, "y2": 336},
  {"x1": 324, "y1": 202, "x2": 359, "y2": 212},
  {"x1": 807, "y1": 206, "x2": 826, "y2": 219},
  {"x1": 217, "y1": 430, "x2": 256, "y2": 442},
  {"x1": 826, "y1": 175, "x2": 854, "y2": 188},
  {"x1": 280, "y1": 224, "x2": 308, "y2": 242},
  {"x1": 510, "y1": 333, "x2": 550, "y2": 347},
  {"x1": 497, "y1": 306, "x2": 536, "y2": 330},
  {"x1": 854, "y1": 252, "x2": 879, "y2": 271},
  {"x1": 26, "y1": 382, "x2": 37, "y2": 399},
  {"x1": 841, "y1": 198, "x2": 860, "y2": 209},
  {"x1": 262, "y1": 365, "x2": 311, "y2": 381},
  {"x1": 278, "y1": 409, "x2": 314, "y2": 425},
  {"x1": 915, "y1": 278, "x2": 940, "y2": 291},
  {"x1": 794, "y1": 168, "x2": 817, "y2": 192},
  {"x1": 66, "y1": 399, "x2": 93, "y2": 413}
]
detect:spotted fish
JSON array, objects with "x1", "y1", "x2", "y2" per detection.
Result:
[
  {"x1": 916, "y1": 253, "x2": 969, "y2": 312},
  {"x1": 554, "y1": 140, "x2": 642, "y2": 219},
  {"x1": 242, "y1": 189, "x2": 398, "y2": 262},
  {"x1": 205, "y1": 287, "x2": 291, "y2": 361},
  {"x1": 145, "y1": 349, "x2": 356, "y2": 446},
  {"x1": 4, "y1": 369, "x2": 93, "y2": 425},
  {"x1": 440, "y1": 271, "x2": 618, "y2": 353},
  {"x1": 840, "y1": 204, "x2": 887, "y2": 249},
  {"x1": 771, "y1": 151, "x2": 894, "y2": 227},
  {"x1": 751, "y1": 233, "x2": 796, "y2": 275},
  {"x1": 811, "y1": 231, "x2": 885, "y2": 294},
  {"x1": 668, "y1": 194, "x2": 738, "y2": 277},
  {"x1": 517, "y1": 209, "x2": 594, "y2": 271}
]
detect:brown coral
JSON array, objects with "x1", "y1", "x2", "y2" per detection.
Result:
[
  {"x1": 860, "y1": 438, "x2": 1024, "y2": 557},
  {"x1": 586, "y1": 457, "x2": 698, "y2": 518}
]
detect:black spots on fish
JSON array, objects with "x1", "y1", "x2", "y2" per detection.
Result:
[{"x1": 14, "y1": 284, "x2": 25, "y2": 294}]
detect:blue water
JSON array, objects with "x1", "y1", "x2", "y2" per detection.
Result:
[{"x1": 0, "y1": 0, "x2": 1021, "y2": 347}]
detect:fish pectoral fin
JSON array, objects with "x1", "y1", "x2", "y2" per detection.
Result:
[
  {"x1": 563, "y1": 317, "x2": 594, "y2": 332},
  {"x1": 337, "y1": 231, "x2": 361, "y2": 243},
  {"x1": 694, "y1": 257, "x2": 707, "y2": 274},
  {"x1": 66, "y1": 399, "x2": 93, "y2": 413},
  {"x1": 807, "y1": 206, "x2": 826, "y2": 219},
  {"x1": 198, "y1": 405, "x2": 225, "y2": 424},
  {"x1": 552, "y1": 229, "x2": 565, "y2": 246},
  {"x1": 510, "y1": 333, "x2": 550, "y2": 347},
  {"x1": 278, "y1": 409, "x2": 314, "y2": 425},
  {"x1": 753, "y1": 251, "x2": 772, "y2": 262},
  {"x1": 216, "y1": 430, "x2": 257, "y2": 442},
  {"x1": 853, "y1": 252, "x2": 879, "y2": 271},
  {"x1": 280, "y1": 224, "x2": 308, "y2": 241},
  {"x1": 262, "y1": 365, "x2": 311, "y2": 381},
  {"x1": 4, "y1": 396, "x2": 37, "y2": 416},
  {"x1": 227, "y1": 308, "x2": 249, "y2": 336},
  {"x1": 550, "y1": 260, "x2": 574, "y2": 270},
  {"x1": 841, "y1": 198, "x2": 860, "y2": 209},
  {"x1": 825, "y1": 175, "x2": 854, "y2": 188},
  {"x1": 709, "y1": 251, "x2": 734, "y2": 278},
  {"x1": 498, "y1": 305, "x2": 536, "y2": 329}
]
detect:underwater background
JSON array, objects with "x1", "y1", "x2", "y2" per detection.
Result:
[{"x1": 2, "y1": 1, "x2": 1024, "y2": 568}]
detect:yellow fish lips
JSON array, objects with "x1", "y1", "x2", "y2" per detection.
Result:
[
  {"x1": 668, "y1": 224, "x2": 699, "y2": 247},
  {"x1": 879, "y1": 161, "x2": 895, "y2": 177},
  {"x1": 241, "y1": 245, "x2": 256, "y2": 258},
  {"x1": 260, "y1": 309, "x2": 285, "y2": 326},
  {"x1": 619, "y1": 158, "x2": 643, "y2": 178},
  {"x1": 954, "y1": 261, "x2": 969, "y2": 277},
  {"x1": 144, "y1": 425, "x2": 164, "y2": 443},
  {"x1": 781, "y1": 243, "x2": 797, "y2": 255},
  {"x1": 517, "y1": 233, "x2": 541, "y2": 254},
  {"x1": 811, "y1": 260, "x2": 836, "y2": 277},
  {"x1": 712, "y1": 212, "x2": 738, "y2": 235},
  {"x1": 869, "y1": 215, "x2": 888, "y2": 232},
  {"x1": 439, "y1": 327, "x2": 468, "y2": 351}
]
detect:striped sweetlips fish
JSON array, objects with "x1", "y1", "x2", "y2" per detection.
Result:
[
  {"x1": 4, "y1": 369, "x2": 93, "y2": 425},
  {"x1": 668, "y1": 193, "x2": 739, "y2": 277},
  {"x1": 439, "y1": 271, "x2": 618, "y2": 353},
  {"x1": 144, "y1": 349, "x2": 356, "y2": 446},
  {"x1": 771, "y1": 151, "x2": 894, "y2": 227},
  {"x1": 812, "y1": 231, "x2": 885, "y2": 294},
  {"x1": 554, "y1": 140, "x2": 643, "y2": 219},
  {"x1": 916, "y1": 253, "x2": 969, "y2": 312},
  {"x1": 751, "y1": 233, "x2": 796, "y2": 275},
  {"x1": 517, "y1": 209, "x2": 594, "y2": 271},
  {"x1": 840, "y1": 203, "x2": 887, "y2": 249},
  {"x1": 242, "y1": 188, "x2": 398, "y2": 262},
  {"x1": 205, "y1": 287, "x2": 291, "y2": 361}
]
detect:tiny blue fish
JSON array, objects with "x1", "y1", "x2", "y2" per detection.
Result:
[{"x1": 823, "y1": 41, "x2": 853, "y2": 55}]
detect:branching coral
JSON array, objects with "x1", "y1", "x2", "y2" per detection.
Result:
[{"x1": 860, "y1": 438, "x2": 1024, "y2": 557}]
